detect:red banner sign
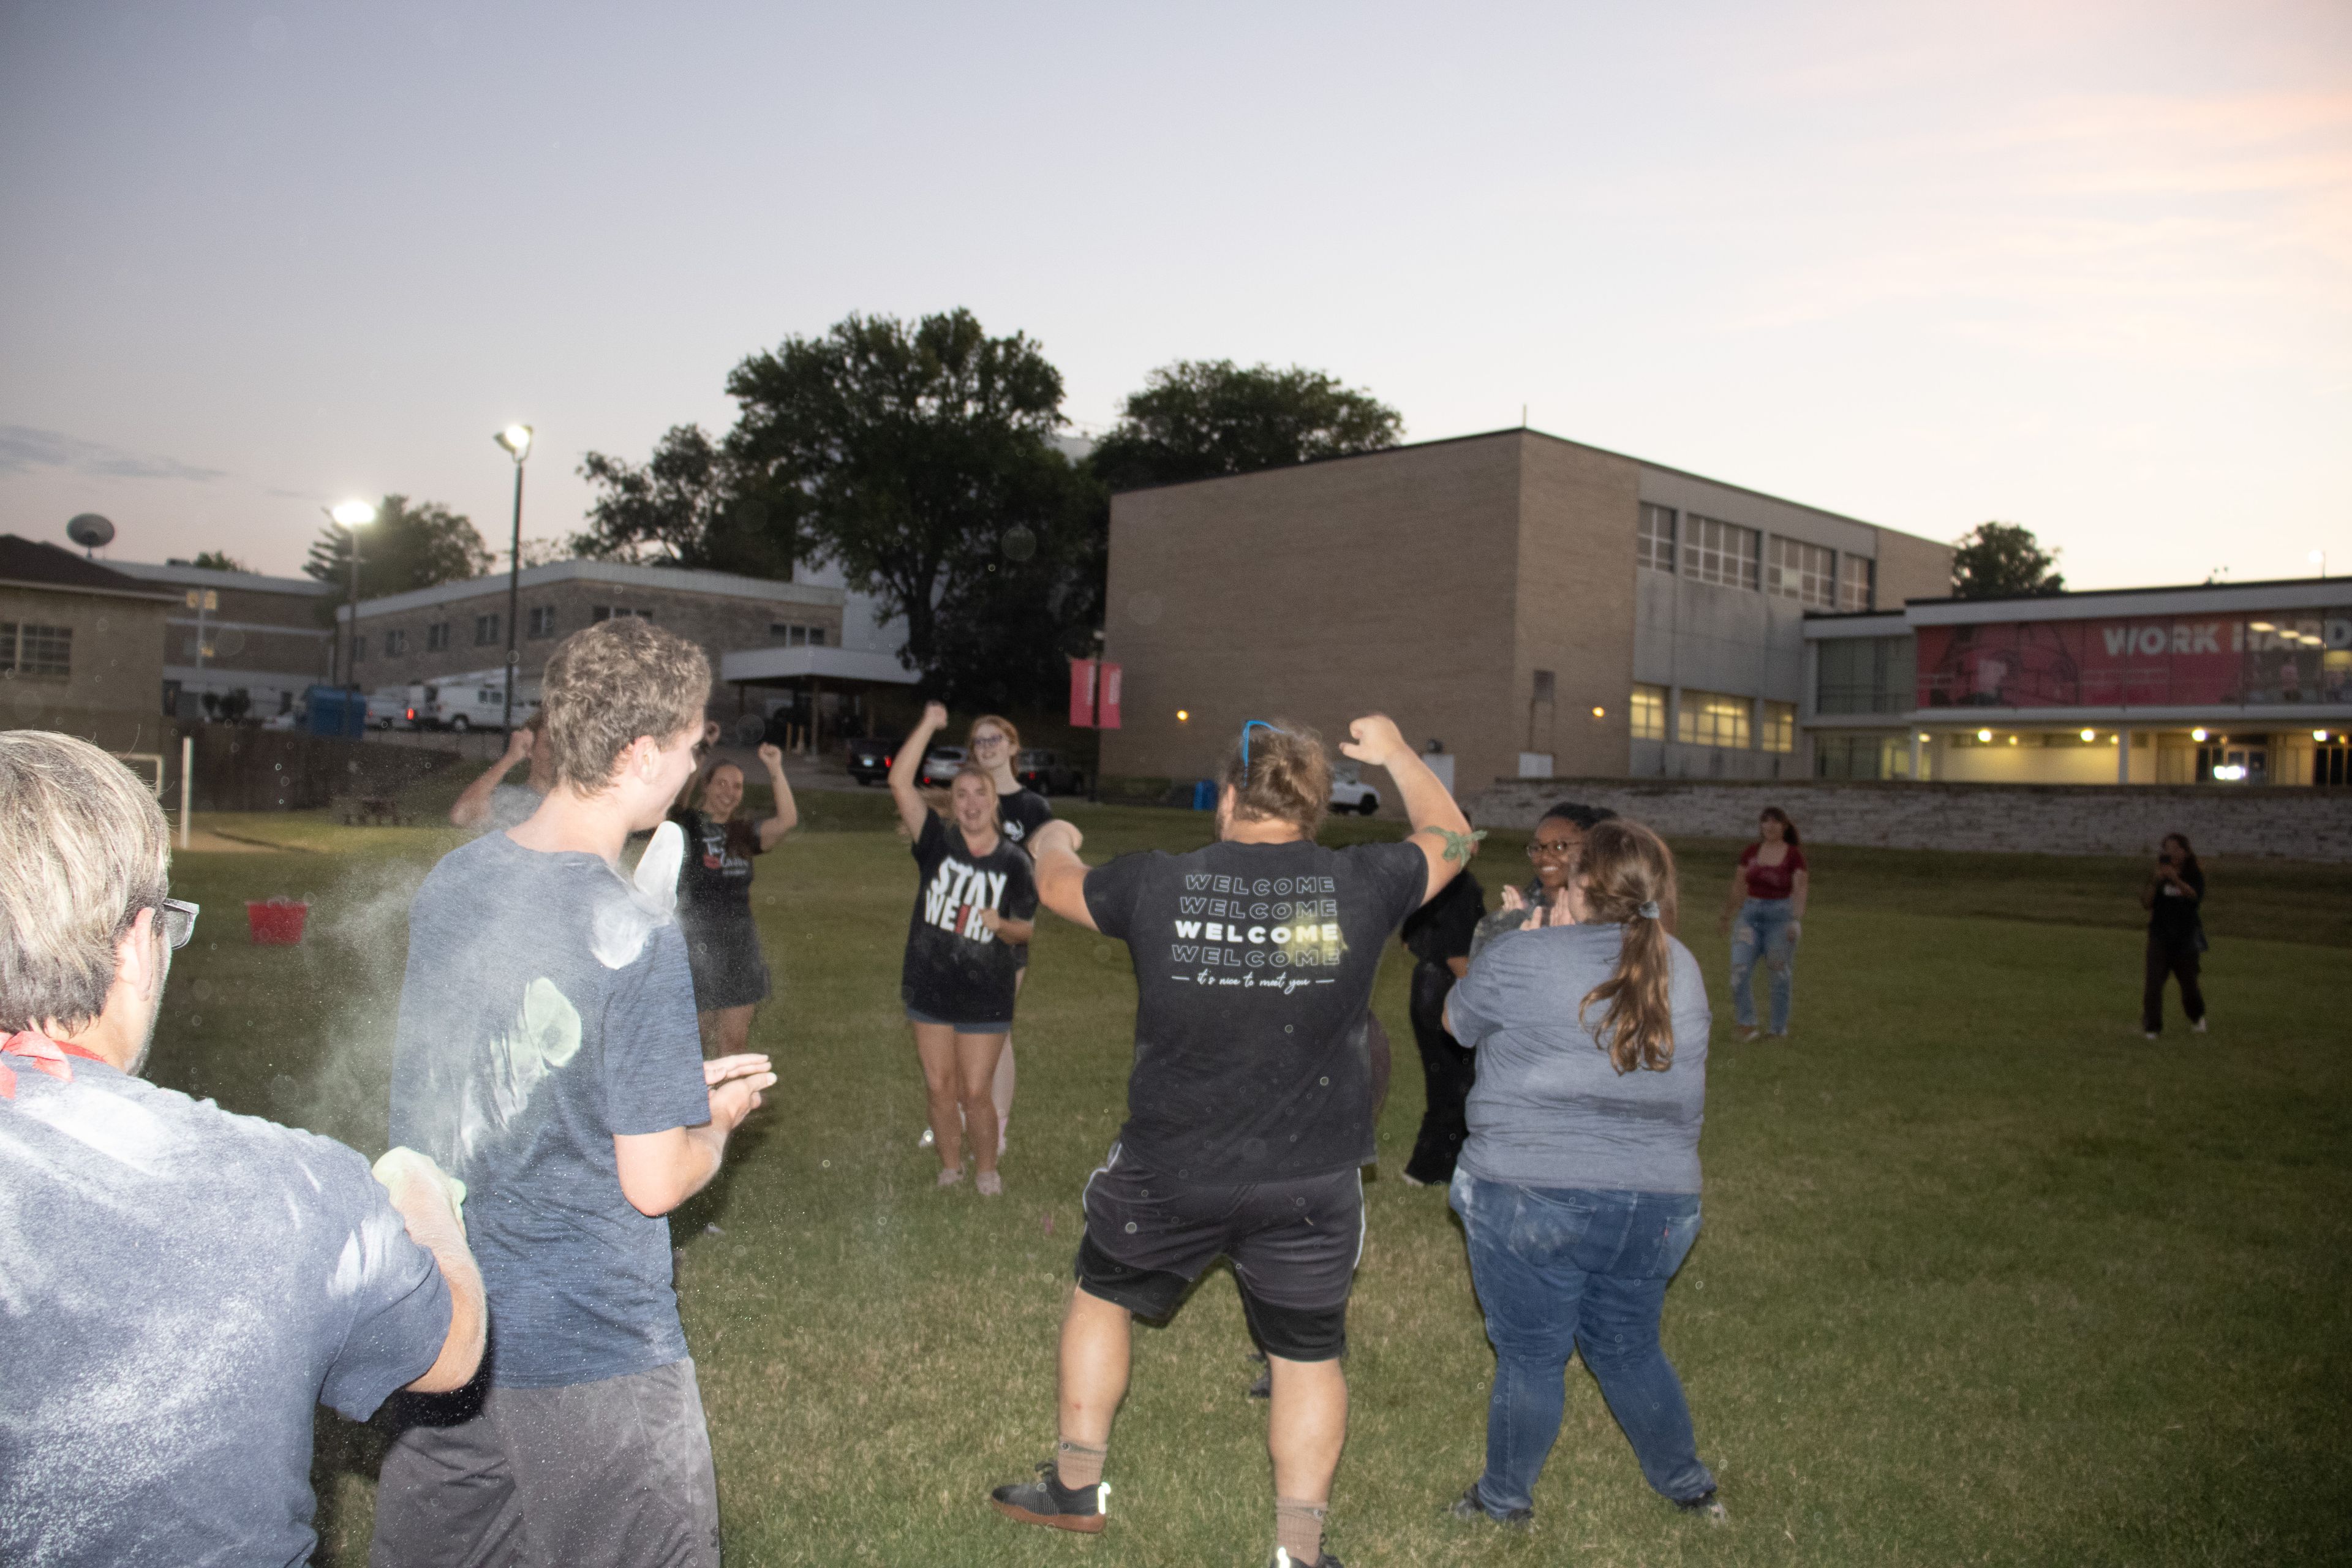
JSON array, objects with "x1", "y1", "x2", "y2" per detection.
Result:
[
  {"x1": 1917, "y1": 609, "x2": 2351, "y2": 710},
  {"x1": 1068, "y1": 658, "x2": 1123, "y2": 729}
]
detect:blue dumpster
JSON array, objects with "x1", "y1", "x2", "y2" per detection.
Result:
[
  {"x1": 304, "y1": 685, "x2": 368, "y2": 739},
  {"x1": 1191, "y1": 779, "x2": 1216, "y2": 810}
]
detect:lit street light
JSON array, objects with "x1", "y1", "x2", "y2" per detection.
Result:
[
  {"x1": 327, "y1": 499, "x2": 376, "y2": 687},
  {"x1": 495, "y1": 425, "x2": 533, "y2": 732},
  {"x1": 2313, "y1": 549, "x2": 2328, "y2": 579}
]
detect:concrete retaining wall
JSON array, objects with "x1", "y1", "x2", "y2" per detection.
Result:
[{"x1": 1472, "y1": 777, "x2": 2352, "y2": 862}]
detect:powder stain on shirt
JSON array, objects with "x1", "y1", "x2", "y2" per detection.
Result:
[{"x1": 456, "y1": 978, "x2": 582, "y2": 1164}]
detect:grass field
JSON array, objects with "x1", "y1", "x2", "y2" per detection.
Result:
[{"x1": 145, "y1": 796, "x2": 2352, "y2": 1567}]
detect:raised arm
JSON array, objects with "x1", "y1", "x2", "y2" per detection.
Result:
[
  {"x1": 754, "y1": 742, "x2": 797, "y2": 848},
  {"x1": 1025, "y1": 819, "x2": 1099, "y2": 932},
  {"x1": 1339, "y1": 714, "x2": 1470, "y2": 907},
  {"x1": 450, "y1": 726, "x2": 533, "y2": 827},
  {"x1": 888, "y1": 702, "x2": 946, "y2": 839}
]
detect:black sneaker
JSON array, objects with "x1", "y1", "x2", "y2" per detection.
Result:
[
  {"x1": 1448, "y1": 1482, "x2": 1531, "y2": 1528},
  {"x1": 1268, "y1": 1550, "x2": 1344, "y2": 1567},
  {"x1": 989, "y1": 1463, "x2": 1108, "y2": 1534},
  {"x1": 1674, "y1": 1488, "x2": 1728, "y2": 1523}
]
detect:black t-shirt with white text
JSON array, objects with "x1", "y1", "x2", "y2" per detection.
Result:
[
  {"x1": 901, "y1": 811, "x2": 1039, "y2": 1023},
  {"x1": 671, "y1": 806, "x2": 764, "y2": 925},
  {"x1": 1084, "y1": 838, "x2": 1428, "y2": 1183}
]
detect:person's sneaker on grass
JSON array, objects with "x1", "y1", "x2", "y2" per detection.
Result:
[
  {"x1": 2192, "y1": 1016, "x2": 2209, "y2": 1034},
  {"x1": 1268, "y1": 1548, "x2": 1343, "y2": 1566},
  {"x1": 1448, "y1": 1482, "x2": 1531, "y2": 1528},
  {"x1": 1674, "y1": 1488, "x2": 1727, "y2": 1523},
  {"x1": 976, "y1": 1170, "x2": 1003, "y2": 1197},
  {"x1": 989, "y1": 1462, "x2": 1107, "y2": 1533}
]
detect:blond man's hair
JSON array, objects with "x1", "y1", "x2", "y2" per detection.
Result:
[
  {"x1": 539, "y1": 619, "x2": 711, "y2": 793},
  {"x1": 0, "y1": 731, "x2": 170, "y2": 1034}
]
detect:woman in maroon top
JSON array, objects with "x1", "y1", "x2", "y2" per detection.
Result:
[{"x1": 1717, "y1": 806, "x2": 1807, "y2": 1040}]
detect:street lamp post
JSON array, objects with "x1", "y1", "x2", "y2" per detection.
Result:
[
  {"x1": 496, "y1": 425, "x2": 533, "y2": 731},
  {"x1": 327, "y1": 499, "x2": 377, "y2": 688},
  {"x1": 2313, "y1": 549, "x2": 2329, "y2": 579}
]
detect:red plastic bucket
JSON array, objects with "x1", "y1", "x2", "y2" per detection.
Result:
[{"x1": 246, "y1": 899, "x2": 310, "y2": 945}]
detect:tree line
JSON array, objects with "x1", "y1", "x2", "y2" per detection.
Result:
[{"x1": 277, "y1": 308, "x2": 2067, "y2": 703}]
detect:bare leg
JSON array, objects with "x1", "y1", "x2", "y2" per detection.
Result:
[
  {"x1": 1058, "y1": 1286, "x2": 1133, "y2": 1448},
  {"x1": 956, "y1": 1031, "x2": 1006, "y2": 1178},
  {"x1": 992, "y1": 968, "x2": 1025, "y2": 1153},
  {"x1": 913, "y1": 1022, "x2": 965, "y2": 1176},
  {"x1": 698, "y1": 1004, "x2": 756, "y2": 1060},
  {"x1": 1267, "y1": 1354, "x2": 1348, "y2": 1505}
]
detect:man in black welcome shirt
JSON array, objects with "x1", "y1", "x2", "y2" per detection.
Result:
[{"x1": 989, "y1": 714, "x2": 1472, "y2": 1568}]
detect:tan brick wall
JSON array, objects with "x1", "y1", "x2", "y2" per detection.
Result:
[
  {"x1": 1875, "y1": 528, "x2": 1954, "y2": 606},
  {"x1": 1517, "y1": 438, "x2": 1641, "y2": 784},
  {"x1": 1475, "y1": 775, "x2": 2352, "y2": 862},
  {"x1": 1101, "y1": 434, "x2": 1525, "y2": 794},
  {"x1": 1, "y1": 586, "x2": 170, "y2": 746},
  {"x1": 355, "y1": 579, "x2": 842, "y2": 714}
]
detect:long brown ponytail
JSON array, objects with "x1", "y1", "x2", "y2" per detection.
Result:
[{"x1": 1575, "y1": 818, "x2": 1681, "y2": 1074}]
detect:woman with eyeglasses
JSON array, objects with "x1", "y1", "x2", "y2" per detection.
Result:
[
  {"x1": 669, "y1": 741, "x2": 797, "y2": 1058},
  {"x1": 1471, "y1": 802, "x2": 1615, "y2": 961},
  {"x1": 956, "y1": 714, "x2": 1052, "y2": 1157}
]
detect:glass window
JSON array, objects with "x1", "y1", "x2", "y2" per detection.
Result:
[
  {"x1": 1814, "y1": 733, "x2": 1912, "y2": 780},
  {"x1": 1815, "y1": 635, "x2": 1916, "y2": 715},
  {"x1": 1762, "y1": 701, "x2": 1796, "y2": 753},
  {"x1": 592, "y1": 606, "x2": 611, "y2": 623},
  {"x1": 1839, "y1": 556, "x2": 1875, "y2": 612},
  {"x1": 473, "y1": 614, "x2": 500, "y2": 646},
  {"x1": 426, "y1": 622, "x2": 450, "y2": 651},
  {"x1": 13, "y1": 625, "x2": 71, "y2": 677},
  {"x1": 1766, "y1": 537, "x2": 1836, "y2": 607},
  {"x1": 1676, "y1": 689, "x2": 1751, "y2": 748},
  {"x1": 1630, "y1": 683, "x2": 1666, "y2": 741},
  {"x1": 1637, "y1": 504, "x2": 1677, "y2": 572},
  {"x1": 527, "y1": 607, "x2": 556, "y2": 639},
  {"x1": 809, "y1": 626, "x2": 826, "y2": 646},
  {"x1": 383, "y1": 628, "x2": 409, "y2": 655},
  {"x1": 1683, "y1": 516, "x2": 1760, "y2": 589}
]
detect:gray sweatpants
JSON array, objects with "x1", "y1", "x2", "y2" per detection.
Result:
[{"x1": 369, "y1": 1359, "x2": 720, "y2": 1568}]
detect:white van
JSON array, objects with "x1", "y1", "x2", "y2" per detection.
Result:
[{"x1": 420, "y1": 671, "x2": 540, "y2": 732}]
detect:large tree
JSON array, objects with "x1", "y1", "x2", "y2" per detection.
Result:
[
  {"x1": 304, "y1": 495, "x2": 493, "y2": 598},
  {"x1": 1951, "y1": 521, "x2": 2065, "y2": 598},
  {"x1": 725, "y1": 309, "x2": 1098, "y2": 690},
  {"x1": 573, "y1": 423, "x2": 797, "y2": 578},
  {"x1": 1087, "y1": 358, "x2": 1403, "y2": 492}
]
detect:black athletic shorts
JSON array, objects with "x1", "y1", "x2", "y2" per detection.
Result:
[{"x1": 1075, "y1": 1142, "x2": 1363, "y2": 1362}]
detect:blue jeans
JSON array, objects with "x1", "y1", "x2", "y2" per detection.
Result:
[
  {"x1": 1728, "y1": 897, "x2": 1798, "y2": 1033},
  {"x1": 1449, "y1": 1172, "x2": 1713, "y2": 1515}
]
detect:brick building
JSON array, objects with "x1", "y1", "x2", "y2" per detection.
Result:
[
  {"x1": 0, "y1": 535, "x2": 174, "y2": 752},
  {"x1": 1098, "y1": 428, "x2": 1951, "y2": 798},
  {"x1": 111, "y1": 559, "x2": 335, "y2": 720},
  {"x1": 344, "y1": 558, "x2": 916, "y2": 739}
]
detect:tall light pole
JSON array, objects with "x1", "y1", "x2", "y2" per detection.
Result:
[
  {"x1": 496, "y1": 424, "x2": 533, "y2": 731},
  {"x1": 328, "y1": 499, "x2": 376, "y2": 688},
  {"x1": 2313, "y1": 549, "x2": 2329, "y2": 579}
]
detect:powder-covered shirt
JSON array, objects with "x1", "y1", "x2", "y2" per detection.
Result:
[
  {"x1": 390, "y1": 830, "x2": 710, "y2": 1389},
  {"x1": 1449, "y1": 924, "x2": 1711, "y2": 1194},
  {"x1": 1084, "y1": 838, "x2": 1429, "y2": 1183},
  {"x1": 1738, "y1": 842, "x2": 1807, "y2": 902},
  {"x1": 0, "y1": 1054, "x2": 450, "y2": 1568},
  {"x1": 900, "y1": 812, "x2": 1038, "y2": 1023},
  {"x1": 671, "y1": 807, "x2": 764, "y2": 924}
]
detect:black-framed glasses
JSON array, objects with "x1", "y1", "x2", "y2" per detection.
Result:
[
  {"x1": 971, "y1": 732, "x2": 1010, "y2": 750},
  {"x1": 1525, "y1": 840, "x2": 1577, "y2": 861},
  {"x1": 157, "y1": 899, "x2": 200, "y2": 950}
]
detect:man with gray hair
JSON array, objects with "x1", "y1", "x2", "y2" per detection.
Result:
[{"x1": 0, "y1": 731, "x2": 483, "y2": 1567}]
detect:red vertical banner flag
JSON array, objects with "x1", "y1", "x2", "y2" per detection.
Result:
[{"x1": 1069, "y1": 659, "x2": 1125, "y2": 728}]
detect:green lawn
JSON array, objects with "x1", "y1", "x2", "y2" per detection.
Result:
[{"x1": 146, "y1": 807, "x2": 2352, "y2": 1567}]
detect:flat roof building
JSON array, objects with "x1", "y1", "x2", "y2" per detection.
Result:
[
  {"x1": 111, "y1": 559, "x2": 335, "y2": 720},
  {"x1": 1097, "y1": 427, "x2": 1952, "y2": 798},
  {"x1": 1806, "y1": 576, "x2": 2352, "y2": 788},
  {"x1": 0, "y1": 535, "x2": 175, "y2": 752}
]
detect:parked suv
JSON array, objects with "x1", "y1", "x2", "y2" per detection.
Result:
[
  {"x1": 1329, "y1": 762, "x2": 1381, "y2": 816},
  {"x1": 1016, "y1": 748, "x2": 1086, "y2": 796},
  {"x1": 846, "y1": 734, "x2": 899, "y2": 786},
  {"x1": 916, "y1": 745, "x2": 968, "y2": 787}
]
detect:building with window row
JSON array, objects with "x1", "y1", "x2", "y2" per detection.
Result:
[
  {"x1": 110, "y1": 558, "x2": 336, "y2": 720},
  {"x1": 1097, "y1": 427, "x2": 1953, "y2": 797},
  {"x1": 0, "y1": 535, "x2": 173, "y2": 752},
  {"x1": 1804, "y1": 576, "x2": 2352, "y2": 787}
]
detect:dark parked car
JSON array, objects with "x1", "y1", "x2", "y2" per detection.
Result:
[
  {"x1": 846, "y1": 734, "x2": 899, "y2": 786},
  {"x1": 1016, "y1": 748, "x2": 1086, "y2": 796}
]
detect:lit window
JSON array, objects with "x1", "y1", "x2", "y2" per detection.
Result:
[
  {"x1": 1676, "y1": 689, "x2": 1752, "y2": 748},
  {"x1": 1630, "y1": 684, "x2": 1667, "y2": 741},
  {"x1": 1766, "y1": 538, "x2": 1837, "y2": 608},
  {"x1": 1762, "y1": 701, "x2": 1795, "y2": 753},
  {"x1": 1682, "y1": 516, "x2": 1760, "y2": 590},
  {"x1": 1838, "y1": 556, "x2": 1875, "y2": 612},
  {"x1": 1637, "y1": 503, "x2": 1677, "y2": 572}
]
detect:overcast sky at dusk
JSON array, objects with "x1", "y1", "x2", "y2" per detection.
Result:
[{"x1": 2, "y1": 0, "x2": 2345, "y2": 590}]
